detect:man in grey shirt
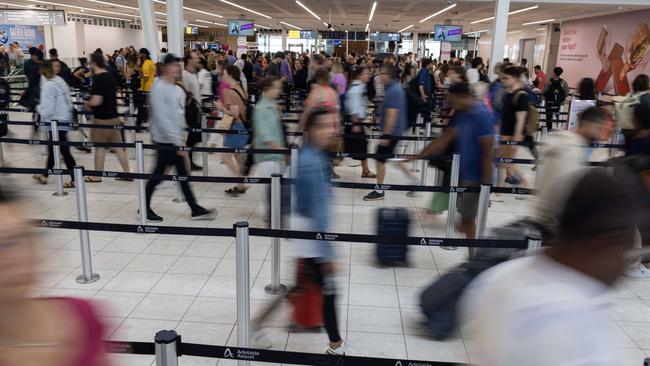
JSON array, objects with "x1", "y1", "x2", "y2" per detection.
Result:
[{"x1": 145, "y1": 53, "x2": 215, "y2": 222}]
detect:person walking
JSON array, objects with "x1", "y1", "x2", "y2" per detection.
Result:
[
  {"x1": 83, "y1": 52, "x2": 131, "y2": 182},
  {"x1": 144, "y1": 54, "x2": 215, "y2": 222},
  {"x1": 32, "y1": 60, "x2": 76, "y2": 188},
  {"x1": 216, "y1": 65, "x2": 249, "y2": 196},
  {"x1": 344, "y1": 65, "x2": 375, "y2": 178},
  {"x1": 136, "y1": 48, "x2": 155, "y2": 127},
  {"x1": 182, "y1": 50, "x2": 203, "y2": 171}
]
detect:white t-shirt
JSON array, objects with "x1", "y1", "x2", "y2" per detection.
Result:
[
  {"x1": 182, "y1": 69, "x2": 201, "y2": 104},
  {"x1": 460, "y1": 254, "x2": 622, "y2": 366}
]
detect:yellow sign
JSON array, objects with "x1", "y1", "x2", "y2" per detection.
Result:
[{"x1": 288, "y1": 30, "x2": 301, "y2": 39}]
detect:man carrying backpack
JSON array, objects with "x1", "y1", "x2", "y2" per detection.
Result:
[
  {"x1": 181, "y1": 50, "x2": 203, "y2": 171},
  {"x1": 416, "y1": 58, "x2": 434, "y2": 124},
  {"x1": 543, "y1": 67, "x2": 569, "y2": 131}
]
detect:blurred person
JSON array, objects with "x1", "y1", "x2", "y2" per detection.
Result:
[
  {"x1": 535, "y1": 107, "x2": 609, "y2": 237},
  {"x1": 467, "y1": 57, "x2": 483, "y2": 84},
  {"x1": 416, "y1": 82, "x2": 494, "y2": 249},
  {"x1": 83, "y1": 52, "x2": 131, "y2": 182},
  {"x1": 197, "y1": 58, "x2": 213, "y2": 105},
  {"x1": 252, "y1": 54, "x2": 265, "y2": 80},
  {"x1": 145, "y1": 54, "x2": 215, "y2": 222},
  {"x1": 543, "y1": 67, "x2": 570, "y2": 131},
  {"x1": 363, "y1": 64, "x2": 418, "y2": 201},
  {"x1": 20, "y1": 48, "x2": 43, "y2": 112},
  {"x1": 461, "y1": 168, "x2": 639, "y2": 366},
  {"x1": 136, "y1": 48, "x2": 155, "y2": 127},
  {"x1": 226, "y1": 50, "x2": 236, "y2": 65},
  {"x1": 32, "y1": 60, "x2": 76, "y2": 187},
  {"x1": 253, "y1": 77, "x2": 286, "y2": 220},
  {"x1": 344, "y1": 66, "x2": 375, "y2": 178},
  {"x1": 182, "y1": 50, "x2": 203, "y2": 171},
  {"x1": 577, "y1": 77, "x2": 597, "y2": 100},
  {"x1": 400, "y1": 61, "x2": 415, "y2": 88},
  {"x1": 114, "y1": 48, "x2": 127, "y2": 77},
  {"x1": 330, "y1": 60, "x2": 347, "y2": 99},
  {"x1": 48, "y1": 48, "x2": 72, "y2": 86},
  {"x1": 266, "y1": 52, "x2": 281, "y2": 78},
  {"x1": 293, "y1": 58, "x2": 308, "y2": 91},
  {"x1": 252, "y1": 107, "x2": 347, "y2": 355},
  {"x1": 279, "y1": 52, "x2": 294, "y2": 111},
  {"x1": 448, "y1": 66, "x2": 468, "y2": 85},
  {"x1": 0, "y1": 187, "x2": 109, "y2": 365},
  {"x1": 71, "y1": 57, "x2": 91, "y2": 91},
  {"x1": 417, "y1": 58, "x2": 434, "y2": 124},
  {"x1": 493, "y1": 66, "x2": 530, "y2": 201},
  {"x1": 216, "y1": 65, "x2": 250, "y2": 196},
  {"x1": 240, "y1": 53, "x2": 253, "y2": 82},
  {"x1": 0, "y1": 45, "x2": 9, "y2": 77},
  {"x1": 532, "y1": 65, "x2": 547, "y2": 91}
]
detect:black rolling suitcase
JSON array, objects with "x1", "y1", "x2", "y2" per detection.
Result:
[{"x1": 376, "y1": 207, "x2": 410, "y2": 265}]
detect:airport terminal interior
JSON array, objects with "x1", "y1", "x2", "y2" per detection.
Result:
[{"x1": 0, "y1": 0, "x2": 649, "y2": 365}]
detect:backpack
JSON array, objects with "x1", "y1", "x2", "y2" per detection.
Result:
[
  {"x1": 513, "y1": 89, "x2": 540, "y2": 136},
  {"x1": 613, "y1": 91, "x2": 648, "y2": 130},
  {"x1": 544, "y1": 78, "x2": 566, "y2": 104},
  {"x1": 176, "y1": 83, "x2": 201, "y2": 128},
  {"x1": 231, "y1": 88, "x2": 253, "y2": 130}
]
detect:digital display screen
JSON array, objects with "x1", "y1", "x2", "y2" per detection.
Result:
[
  {"x1": 0, "y1": 9, "x2": 66, "y2": 26},
  {"x1": 185, "y1": 26, "x2": 198, "y2": 35},
  {"x1": 227, "y1": 19, "x2": 255, "y2": 36},
  {"x1": 433, "y1": 25, "x2": 463, "y2": 42},
  {"x1": 369, "y1": 32, "x2": 401, "y2": 42}
]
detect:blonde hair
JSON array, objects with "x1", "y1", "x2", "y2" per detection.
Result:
[{"x1": 331, "y1": 60, "x2": 343, "y2": 74}]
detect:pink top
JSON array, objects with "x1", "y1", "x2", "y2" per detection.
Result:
[
  {"x1": 331, "y1": 73, "x2": 347, "y2": 95},
  {"x1": 49, "y1": 298, "x2": 105, "y2": 366},
  {"x1": 217, "y1": 80, "x2": 231, "y2": 103}
]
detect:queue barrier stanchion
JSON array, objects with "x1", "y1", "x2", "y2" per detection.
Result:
[
  {"x1": 50, "y1": 120, "x2": 67, "y2": 197},
  {"x1": 173, "y1": 178, "x2": 185, "y2": 203},
  {"x1": 135, "y1": 141, "x2": 147, "y2": 225},
  {"x1": 128, "y1": 89, "x2": 137, "y2": 160},
  {"x1": 526, "y1": 235, "x2": 543, "y2": 256},
  {"x1": 155, "y1": 330, "x2": 180, "y2": 366},
  {"x1": 201, "y1": 113, "x2": 208, "y2": 177},
  {"x1": 420, "y1": 121, "x2": 431, "y2": 186},
  {"x1": 235, "y1": 221, "x2": 251, "y2": 366},
  {"x1": 40, "y1": 117, "x2": 47, "y2": 156},
  {"x1": 410, "y1": 115, "x2": 421, "y2": 173},
  {"x1": 475, "y1": 184, "x2": 491, "y2": 239},
  {"x1": 445, "y1": 154, "x2": 460, "y2": 239},
  {"x1": 290, "y1": 146, "x2": 298, "y2": 212},
  {"x1": 265, "y1": 173, "x2": 287, "y2": 295},
  {"x1": 541, "y1": 125, "x2": 548, "y2": 141},
  {"x1": 73, "y1": 166, "x2": 100, "y2": 284},
  {"x1": 0, "y1": 137, "x2": 4, "y2": 166}
]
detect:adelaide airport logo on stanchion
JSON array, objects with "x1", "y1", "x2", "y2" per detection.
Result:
[{"x1": 223, "y1": 347, "x2": 259, "y2": 361}]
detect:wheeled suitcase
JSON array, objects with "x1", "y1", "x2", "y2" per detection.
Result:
[
  {"x1": 376, "y1": 207, "x2": 410, "y2": 265},
  {"x1": 288, "y1": 259, "x2": 323, "y2": 330}
]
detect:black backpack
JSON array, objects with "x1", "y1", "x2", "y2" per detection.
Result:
[
  {"x1": 176, "y1": 83, "x2": 201, "y2": 128},
  {"x1": 544, "y1": 78, "x2": 566, "y2": 104}
]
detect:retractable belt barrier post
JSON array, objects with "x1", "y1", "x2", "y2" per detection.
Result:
[
  {"x1": 475, "y1": 184, "x2": 491, "y2": 239},
  {"x1": 290, "y1": 146, "x2": 298, "y2": 212},
  {"x1": 410, "y1": 115, "x2": 421, "y2": 173},
  {"x1": 128, "y1": 90, "x2": 137, "y2": 160},
  {"x1": 201, "y1": 113, "x2": 208, "y2": 177},
  {"x1": 446, "y1": 154, "x2": 460, "y2": 239},
  {"x1": 266, "y1": 174, "x2": 287, "y2": 295},
  {"x1": 50, "y1": 120, "x2": 67, "y2": 197},
  {"x1": 526, "y1": 235, "x2": 543, "y2": 256},
  {"x1": 73, "y1": 166, "x2": 100, "y2": 284},
  {"x1": 40, "y1": 120, "x2": 47, "y2": 156},
  {"x1": 0, "y1": 138, "x2": 4, "y2": 166},
  {"x1": 235, "y1": 221, "x2": 251, "y2": 366},
  {"x1": 173, "y1": 181, "x2": 185, "y2": 203},
  {"x1": 155, "y1": 330, "x2": 180, "y2": 366},
  {"x1": 420, "y1": 121, "x2": 432, "y2": 186},
  {"x1": 135, "y1": 141, "x2": 147, "y2": 225}
]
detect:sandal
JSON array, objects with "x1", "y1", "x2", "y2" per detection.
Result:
[
  {"x1": 85, "y1": 177, "x2": 102, "y2": 183},
  {"x1": 225, "y1": 186, "x2": 246, "y2": 196},
  {"x1": 32, "y1": 174, "x2": 47, "y2": 185},
  {"x1": 64, "y1": 181, "x2": 75, "y2": 189},
  {"x1": 361, "y1": 171, "x2": 377, "y2": 178}
]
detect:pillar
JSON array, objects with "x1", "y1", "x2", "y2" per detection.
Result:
[
  {"x1": 281, "y1": 28, "x2": 287, "y2": 52},
  {"x1": 138, "y1": 0, "x2": 160, "y2": 62},
  {"x1": 488, "y1": 0, "x2": 510, "y2": 80},
  {"x1": 412, "y1": 31, "x2": 419, "y2": 59},
  {"x1": 166, "y1": 0, "x2": 184, "y2": 57}
]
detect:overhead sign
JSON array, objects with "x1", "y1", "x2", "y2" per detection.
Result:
[
  {"x1": 0, "y1": 25, "x2": 46, "y2": 52},
  {"x1": 289, "y1": 30, "x2": 318, "y2": 39},
  {"x1": 434, "y1": 25, "x2": 463, "y2": 42},
  {"x1": 227, "y1": 19, "x2": 254, "y2": 36},
  {"x1": 369, "y1": 32, "x2": 401, "y2": 42},
  {"x1": 185, "y1": 26, "x2": 198, "y2": 35},
  {"x1": 0, "y1": 9, "x2": 66, "y2": 26}
]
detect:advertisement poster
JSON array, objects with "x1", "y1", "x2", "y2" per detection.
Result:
[
  {"x1": 557, "y1": 10, "x2": 649, "y2": 96},
  {"x1": 0, "y1": 24, "x2": 45, "y2": 51},
  {"x1": 440, "y1": 41, "x2": 451, "y2": 62},
  {"x1": 227, "y1": 19, "x2": 254, "y2": 36},
  {"x1": 568, "y1": 99, "x2": 597, "y2": 130}
]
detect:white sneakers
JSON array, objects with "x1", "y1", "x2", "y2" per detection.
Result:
[
  {"x1": 624, "y1": 264, "x2": 650, "y2": 278},
  {"x1": 252, "y1": 330, "x2": 273, "y2": 350}
]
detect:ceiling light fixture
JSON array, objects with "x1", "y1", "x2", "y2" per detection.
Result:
[
  {"x1": 397, "y1": 24, "x2": 413, "y2": 33},
  {"x1": 219, "y1": 0, "x2": 272, "y2": 19},
  {"x1": 523, "y1": 18, "x2": 555, "y2": 25},
  {"x1": 471, "y1": 5, "x2": 539, "y2": 24},
  {"x1": 365, "y1": 23, "x2": 369, "y2": 32},
  {"x1": 280, "y1": 21, "x2": 302, "y2": 30},
  {"x1": 184, "y1": 6, "x2": 223, "y2": 18},
  {"x1": 0, "y1": 1, "x2": 36, "y2": 8},
  {"x1": 368, "y1": 1, "x2": 377, "y2": 22},
  {"x1": 506, "y1": 30, "x2": 521, "y2": 34},
  {"x1": 69, "y1": 11, "x2": 132, "y2": 21},
  {"x1": 296, "y1": 0, "x2": 321, "y2": 20},
  {"x1": 256, "y1": 24, "x2": 271, "y2": 29},
  {"x1": 188, "y1": 23, "x2": 208, "y2": 28},
  {"x1": 419, "y1": 3, "x2": 456, "y2": 23},
  {"x1": 29, "y1": 0, "x2": 140, "y2": 17},
  {"x1": 464, "y1": 29, "x2": 488, "y2": 35},
  {"x1": 194, "y1": 19, "x2": 227, "y2": 26}
]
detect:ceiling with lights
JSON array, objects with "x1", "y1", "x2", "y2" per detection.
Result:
[{"x1": 0, "y1": 0, "x2": 647, "y2": 34}]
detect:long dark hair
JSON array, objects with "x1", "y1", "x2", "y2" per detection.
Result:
[
  {"x1": 578, "y1": 78, "x2": 596, "y2": 100},
  {"x1": 400, "y1": 62, "x2": 412, "y2": 83},
  {"x1": 225, "y1": 65, "x2": 242, "y2": 87}
]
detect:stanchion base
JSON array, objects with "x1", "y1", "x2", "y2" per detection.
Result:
[
  {"x1": 410, "y1": 169, "x2": 421, "y2": 173},
  {"x1": 53, "y1": 191, "x2": 68, "y2": 197},
  {"x1": 264, "y1": 284, "x2": 288, "y2": 295},
  {"x1": 75, "y1": 273, "x2": 100, "y2": 284},
  {"x1": 172, "y1": 198, "x2": 186, "y2": 203}
]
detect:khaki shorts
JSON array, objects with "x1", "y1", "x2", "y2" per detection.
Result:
[{"x1": 90, "y1": 117, "x2": 123, "y2": 144}]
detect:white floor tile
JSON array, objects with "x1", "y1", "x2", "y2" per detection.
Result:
[{"x1": 130, "y1": 293, "x2": 195, "y2": 321}]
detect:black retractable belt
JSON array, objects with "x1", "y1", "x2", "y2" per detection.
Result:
[{"x1": 103, "y1": 341, "x2": 156, "y2": 355}]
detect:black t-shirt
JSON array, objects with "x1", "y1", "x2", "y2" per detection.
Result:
[
  {"x1": 242, "y1": 61, "x2": 253, "y2": 82},
  {"x1": 90, "y1": 71, "x2": 118, "y2": 119},
  {"x1": 500, "y1": 89, "x2": 528, "y2": 136}
]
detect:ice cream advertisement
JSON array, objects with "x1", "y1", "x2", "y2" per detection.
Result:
[{"x1": 557, "y1": 9, "x2": 650, "y2": 96}]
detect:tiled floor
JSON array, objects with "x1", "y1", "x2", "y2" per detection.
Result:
[{"x1": 2, "y1": 117, "x2": 649, "y2": 366}]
